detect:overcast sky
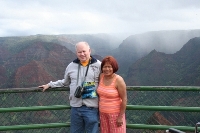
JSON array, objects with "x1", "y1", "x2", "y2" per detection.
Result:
[{"x1": 0, "y1": 0, "x2": 200, "y2": 37}]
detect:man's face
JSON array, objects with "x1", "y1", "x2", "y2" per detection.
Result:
[{"x1": 76, "y1": 43, "x2": 91, "y2": 62}]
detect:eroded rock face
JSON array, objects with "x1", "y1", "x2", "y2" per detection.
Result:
[{"x1": 1, "y1": 41, "x2": 77, "y2": 88}]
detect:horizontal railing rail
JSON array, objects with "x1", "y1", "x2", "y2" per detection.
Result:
[
  {"x1": 1, "y1": 105, "x2": 200, "y2": 113},
  {"x1": 126, "y1": 105, "x2": 200, "y2": 112},
  {"x1": 0, "y1": 105, "x2": 70, "y2": 113},
  {"x1": 127, "y1": 86, "x2": 200, "y2": 91},
  {"x1": 126, "y1": 124, "x2": 195, "y2": 132},
  {"x1": 0, "y1": 123, "x2": 70, "y2": 131},
  {"x1": 0, "y1": 87, "x2": 69, "y2": 93},
  {"x1": 1, "y1": 86, "x2": 200, "y2": 93}
]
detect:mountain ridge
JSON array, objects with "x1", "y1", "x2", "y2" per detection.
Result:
[
  {"x1": 1, "y1": 30, "x2": 200, "y2": 88},
  {"x1": 125, "y1": 37, "x2": 200, "y2": 86}
]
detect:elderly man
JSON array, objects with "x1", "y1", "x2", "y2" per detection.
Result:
[{"x1": 39, "y1": 42, "x2": 101, "y2": 133}]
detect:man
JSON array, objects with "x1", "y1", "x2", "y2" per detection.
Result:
[{"x1": 39, "y1": 42, "x2": 101, "y2": 133}]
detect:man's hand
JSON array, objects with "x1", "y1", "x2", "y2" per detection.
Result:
[{"x1": 38, "y1": 84, "x2": 50, "y2": 92}]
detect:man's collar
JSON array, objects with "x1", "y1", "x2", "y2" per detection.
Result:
[{"x1": 73, "y1": 56, "x2": 97, "y2": 64}]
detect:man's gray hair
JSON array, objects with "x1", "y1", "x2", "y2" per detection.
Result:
[{"x1": 75, "y1": 42, "x2": 90, "y2": 51}]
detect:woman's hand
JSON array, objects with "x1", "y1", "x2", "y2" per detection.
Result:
[{"x1": 116, "y1": 115, "x2": 123, "y2": 127}]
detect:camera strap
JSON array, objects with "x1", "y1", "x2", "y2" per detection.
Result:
[{"x1": 76, "y1": 59, "x2": 91, "y2": 86}]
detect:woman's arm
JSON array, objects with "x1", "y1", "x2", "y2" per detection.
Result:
[{"x1": 116, "y1": 75, "x2": 127, "y2": 126}]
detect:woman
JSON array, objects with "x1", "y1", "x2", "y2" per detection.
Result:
[{"x1": 97, "y1": 56, "x2": 127, "y2": 133}]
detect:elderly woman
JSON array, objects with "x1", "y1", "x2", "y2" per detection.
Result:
[{"x1": 97, "y1": 56, "x2": 127, "y2": 133}]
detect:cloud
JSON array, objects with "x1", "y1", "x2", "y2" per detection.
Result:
[{"x1": 0, "y1": 0, "x2": 200, "y2": 37}]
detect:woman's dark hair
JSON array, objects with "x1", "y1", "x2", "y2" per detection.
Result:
[{"x1": 101, "y1": 56, "x2": 118, "y2": 73}]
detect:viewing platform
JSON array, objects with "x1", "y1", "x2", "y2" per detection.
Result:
[{"x1": 0, "y1": 86, "x2": 200, "y2": 133}]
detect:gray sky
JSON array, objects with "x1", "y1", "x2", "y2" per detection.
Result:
[{"x1": 1, "y1": 0, "x2": 200, "y2": 37}]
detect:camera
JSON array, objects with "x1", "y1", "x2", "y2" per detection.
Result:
[{"x1": 74, "y1": 86, "x2": 83, "y2": 98}]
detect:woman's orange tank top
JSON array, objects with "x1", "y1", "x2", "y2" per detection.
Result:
[{"x1": 97, "y1": 74, "x2": 122, "y2": 113}]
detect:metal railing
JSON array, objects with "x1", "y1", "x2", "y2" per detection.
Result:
[{"x1": 0, "y1": 86, "x2": 200, "y2": 133}]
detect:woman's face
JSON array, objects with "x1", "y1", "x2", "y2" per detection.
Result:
[{"x1": 102, "y1": 62, "x2": 113, "y2": 76}]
